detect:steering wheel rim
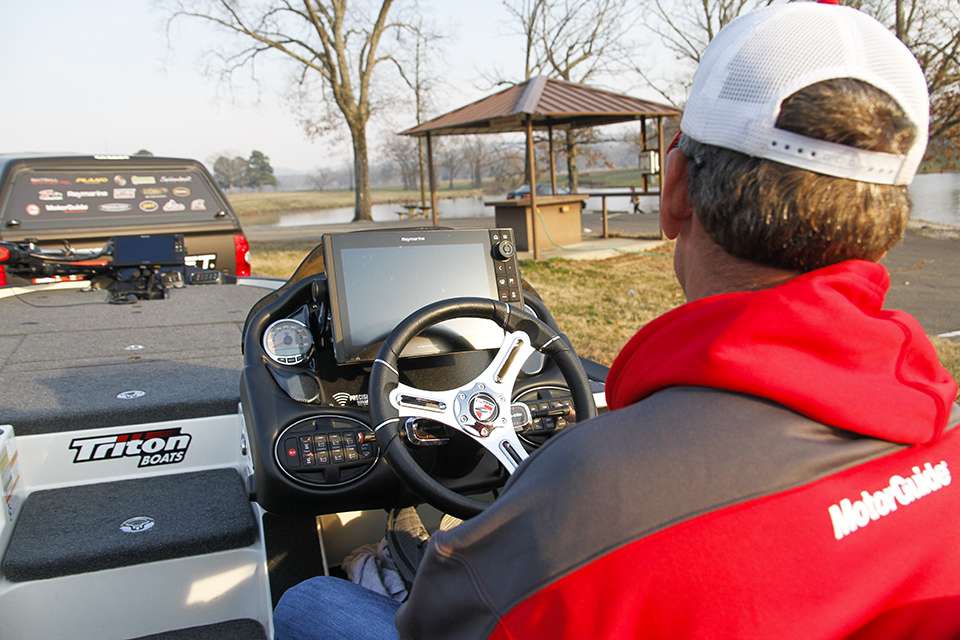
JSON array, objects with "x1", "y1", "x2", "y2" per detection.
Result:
[{"x1": 369, "y1": 297, "x2": 597, "y2": 519}]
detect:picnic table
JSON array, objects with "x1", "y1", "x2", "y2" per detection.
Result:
[{"x1": 396, "y1": 203, "x2": 431, "y2": 219}]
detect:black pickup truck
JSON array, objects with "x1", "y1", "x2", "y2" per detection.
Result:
[{"x1": 0, "y1": 154, "x2": 250, "y2": 286}]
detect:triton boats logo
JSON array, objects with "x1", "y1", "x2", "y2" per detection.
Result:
[
  {"x1": 68, "y1": 428, "x2": 192, "y2": 467},
  {"x1": 827, "y1": 460, "x2": 951, "y2": 541}
]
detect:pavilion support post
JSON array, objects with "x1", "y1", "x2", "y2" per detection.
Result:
[
  {"x1": 548, "y1": 125, "x2": 557, "y2": 195},
  {"x1": 426, "y1": 132, "x2": 439, "y2": 227},
  {"x1": 641, "y1": 116, "x2": 649, "y2": 194},
  {"x1": 656, "y1": 116, "x2": 666, "y2": 240},
  {"x1": 526, "y1": 117, "x2": 540, "y2": 260},
  {"x1": 602, "y1": 195, "x2": 609, "y2": 239}
]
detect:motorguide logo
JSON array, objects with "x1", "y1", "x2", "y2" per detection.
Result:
[
  {"x1": 69, "y1": 428, "x2": 192, "y2": 467},
  {"x1": 828, "y1": 460, "x2": 951, "y2": 541}
]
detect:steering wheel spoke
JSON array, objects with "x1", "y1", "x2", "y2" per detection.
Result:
[
  {"x1": 477, "y1": 330, "x2": 539, "y2": 400},
  {"x1": 389, "y1": 383, "x2": 460, "y2": 429}
]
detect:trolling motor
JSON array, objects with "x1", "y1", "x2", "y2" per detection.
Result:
[{"x1": 0, "y1": 234, "x2": 227, "y2": 303}]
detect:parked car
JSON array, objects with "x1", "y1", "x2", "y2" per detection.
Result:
[
  {"x1": 0, "y1": 154, "x2": 250, "y2": 286},
  {"x1": 506, "y1": 183, "x2": 569, "y2": 199}
]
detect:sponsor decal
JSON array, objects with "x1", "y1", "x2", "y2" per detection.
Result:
[
  {"x1": 184, "y1": 253, "x2": 216, "y2": 269},
  {"x1": 162, "y1": 199, "x2": 185, "y2": 212},
  {"x1": 190, "y1": 198, "x2": 207, "y2": 211},
  {"x1": 113, "y1": 187, "x2": 136, "y2": 199},
  {"x1": 141, "y1": 187, "x2": 168, "y2": 198},
  {"x1": 401, "y1": 236, "x2": 426, "y2": 242},
  {"x1": 30, "y1": 176, "x2": 67, "y2": 186},
  {"x1": 38, "y1": 189, "x2": 63, "y2": 201},
  {"x1": 25, "y1": 203, "x2": 40, "y2": 216},
  {"x1": 45, "y1": 203, "x2": 89, "y2": 213},
  {"x1": 68, "y1": 428, "x2": 192, "y2": 468},
  {"x1": 139, "y1": 200, "x2": 159, "y2": 213},
  {"x1": 99, "y1": 202, "x2": 132, "y2": 212},
  {"x1": 828, "y1": 460, "x2": 951, "y2": 541},
  {"x1": 469, "y1": 393, "x2": 500, "y2": 423},
  {"x1": 172, "y1": 186, "x2": 191, "y2": 197},
  {"x1": 159, "y1": 175, "x2": 192, "y2": 183},
  {"x1": 113, "y1": 175, "x2": 127, "y2": 186},
  {"x1": 131, "y1": 175, "x2": 156, "y2": 185},
  {"x1": 120, "y1": 516, "x2": 154, "y2": 533},
  {"x1": 66, "y1": 189, "x2": 109, "y2": 199},
  {"x1": 75, "y1": 176, "x2": 109, "y2": 185},
  {"x1": 116, "y1": 390, "x2": 146, "y2": 399}
]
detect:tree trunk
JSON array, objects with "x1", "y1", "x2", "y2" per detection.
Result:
[
  {"x1": 417, "y1": 138, "x2": 427, "y2": 207},
  {"x1": 565, "y1": 130, "x2": 579, "y2": 193},
  {"x1": 350, "y1": 125, "x2": 373, "y2": 221}
]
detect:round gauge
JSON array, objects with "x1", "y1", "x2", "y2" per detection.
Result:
[{"x1": 263, "y1": 319, "x2": 314, "y2": 366}]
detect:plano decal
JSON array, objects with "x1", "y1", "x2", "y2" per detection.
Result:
[
  {"x1": 75, "y1": 176, "x2": 109, "y2": 185},
  {"x1": 69, "y1": 428, "x2": 192, "y2": 467}
]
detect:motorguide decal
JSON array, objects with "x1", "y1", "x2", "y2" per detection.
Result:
[
  {"x1": 827, "y1": 460, "x2": 951, "y2": 541},
  {"x1": 69, "y1": 428, "x2": 192, "y2": 467}
]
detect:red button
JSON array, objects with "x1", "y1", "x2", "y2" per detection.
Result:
[{"x1": 287, "y1": 447, "x2": 297, "y2": 458}]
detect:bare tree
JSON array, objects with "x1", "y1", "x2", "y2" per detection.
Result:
[
  {"x1": 169, "y1": 0, "x2": 399, "y2": 221},
  {"x1": 634, "y1": 0, "x2": 768, "y2": 104},
  {"x1": 462, "y1": 136, "x2": 490, "y2": 189},
  {"x1": 387, "y1": 15, "x2": 444, "y2": 206},
  {"x1": 382, "y1": 135, "x2": 420, "y2": 190},
  {"x1": 437, "y1": 139, "x2": 464, "y2": 190},
  {"x1": 309, "y1": 166, "x2": 335, "y2": 190},
  {"x1": 497, "y1": 0, "x2": 635, "y2": 192}
]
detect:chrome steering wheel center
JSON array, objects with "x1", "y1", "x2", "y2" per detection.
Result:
[{"x1": 469, "y1": 393, "x2": 499, "y2": 424}]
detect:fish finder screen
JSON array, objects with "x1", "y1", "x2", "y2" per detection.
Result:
[{"x1": 334, "y1": 242, "x2": 504, "y2": 361}]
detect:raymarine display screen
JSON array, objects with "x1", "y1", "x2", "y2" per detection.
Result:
[{"x1": 325, "y1": 231, "x2": 505, "y2": 363}]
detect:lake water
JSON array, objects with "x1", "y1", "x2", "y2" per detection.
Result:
[
  {"x1": 273, "y1": 174, "x2": 960, "y2": 228},
  {"x1": 276, "y1": 196, "x2": 495, "y2": 226}
]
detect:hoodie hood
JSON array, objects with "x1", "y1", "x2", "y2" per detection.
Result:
[{"x1": 607, "y1": 260, "x2": 957, "y2": 444}]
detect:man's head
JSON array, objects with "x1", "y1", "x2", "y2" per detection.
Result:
[{"x1": 661, "y1": 4, "x2": 929, "y2": 299}]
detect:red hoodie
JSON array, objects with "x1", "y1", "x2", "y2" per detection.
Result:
[
  {"x1": 399, "y1": 260, "x2": 960, "y2": 639},
  {"x1": 607, "y1": 260, "x2": 957, "y2": 444}
]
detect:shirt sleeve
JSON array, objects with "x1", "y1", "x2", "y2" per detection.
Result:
[{"x1": 395, "y1": 530, "x2": 502, "y2": 639}]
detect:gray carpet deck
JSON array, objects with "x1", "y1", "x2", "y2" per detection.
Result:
[
  {"x1": 0, "y1": 285, "x2": 269, "y2": 435},
  {"x1": 1, "y1": 468, "x2": 258, "y2": 582},
  {"x1": 130, "y1": 619, "x2": 266, "y2": 640}
]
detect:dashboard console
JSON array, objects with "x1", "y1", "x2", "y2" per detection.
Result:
[{"x1": 240, "y1": 228, "x2": 606, "y2": 515}]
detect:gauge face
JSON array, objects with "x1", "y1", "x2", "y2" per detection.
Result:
[{"x1": 263, "y1": 319, "x2": 314, "y2": 366}]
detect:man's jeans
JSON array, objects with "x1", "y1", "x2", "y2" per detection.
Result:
[{"x1": 274, "y1": 576, "x2": 401, "y2": 640}]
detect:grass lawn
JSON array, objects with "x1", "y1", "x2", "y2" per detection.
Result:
[
  {"x1": 228, "y1": 188, "x2": 482, "y2": 226},
  {"x1": 250, "y1": 243, "x2": 960, "y2": 384}
]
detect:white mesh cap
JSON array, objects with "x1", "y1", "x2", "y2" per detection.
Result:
[{"x1": 680, "y1": 3, "x2": 929, "y2": 185}]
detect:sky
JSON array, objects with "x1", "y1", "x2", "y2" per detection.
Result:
[{"x1": 0, "y1": 1, "x2": 666, "y2": 173}]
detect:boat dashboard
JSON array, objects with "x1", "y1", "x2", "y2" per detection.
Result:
[{"x1": 240, "y1": 228, "x2": 607, "y2": 515}]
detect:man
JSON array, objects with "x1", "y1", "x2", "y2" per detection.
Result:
[{"x1": 275, "y1": 4, "x2": 960, "y2": 638}]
